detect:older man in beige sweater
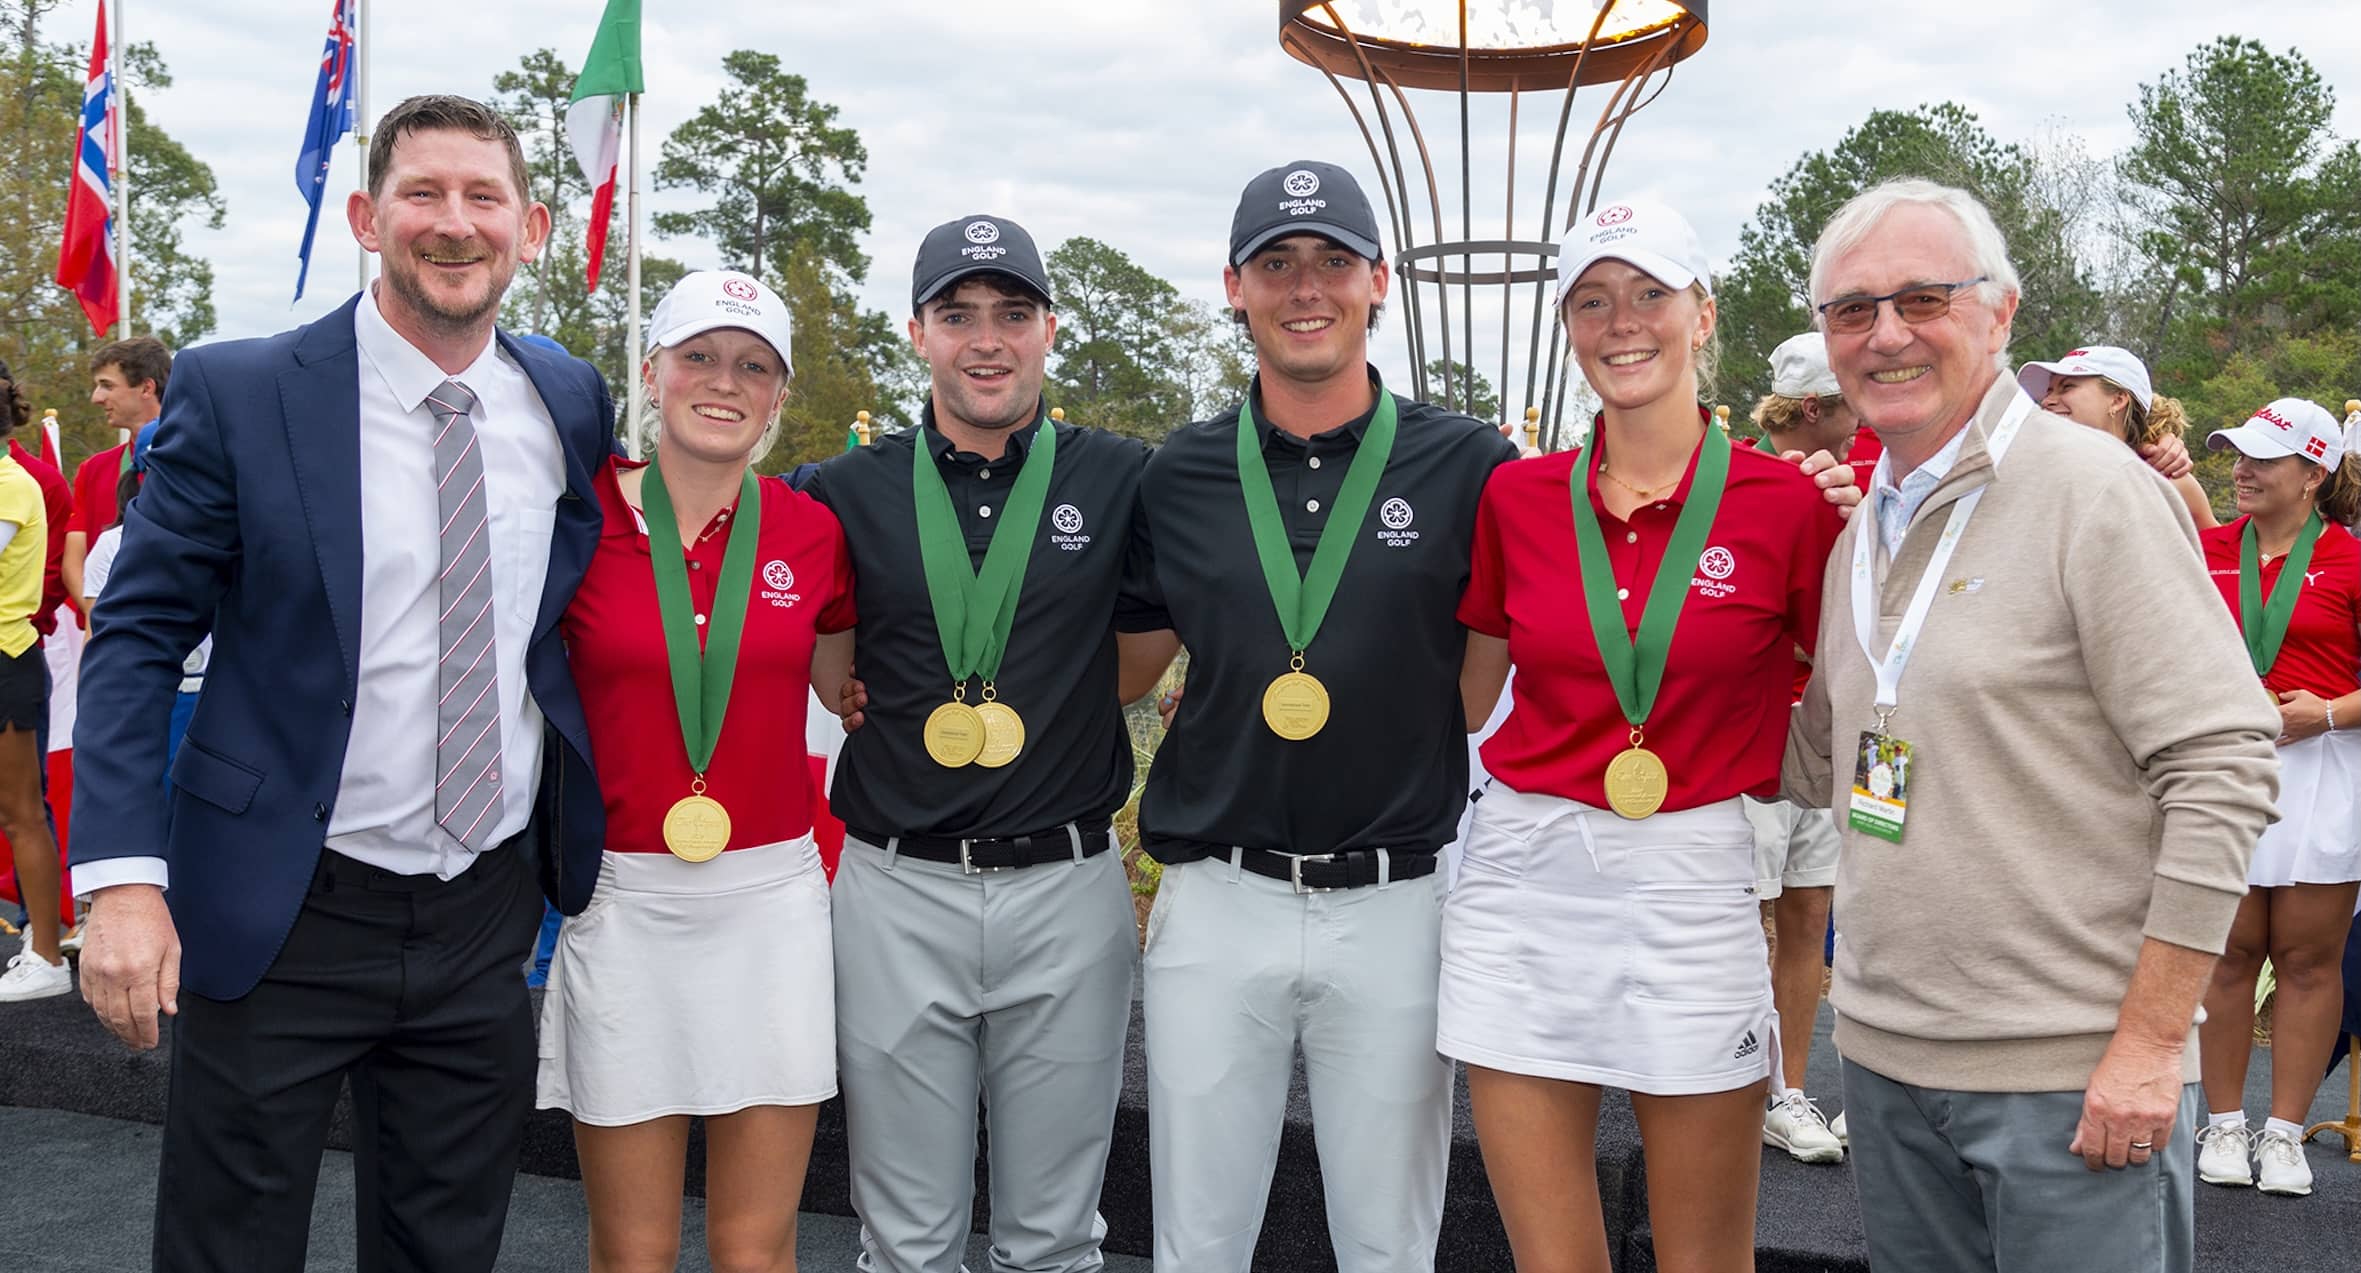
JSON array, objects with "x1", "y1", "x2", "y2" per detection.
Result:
[{"x1": 1782, "y1": 179, "x2": 2279, "y2": 1273}]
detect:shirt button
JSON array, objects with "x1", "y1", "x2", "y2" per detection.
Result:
[
  {"x1": 1307, "y1": 498, "x2": 1321, "y2": 513},
  {"x1": 690, "y1": 561, "x2": 703, "y2": 571},
  {"x1": 1616, "y1": 587, "x2": 1630, "y2": 601},
  {"x1": 695, "y1": 614, "x2": 708, "y2": 626},
  {"x1": 980, "y1": 468, "x2": 992, "y2": 479},
  {"x1": 1308, "y1": 456, "x2": 1323, "y2": 470},
  {"x1": 980, "y1": 506, "x2": 994, "y2": 518},
  {"x1": 1656, "y1": 502, "x2": 1668, "y2": 511},
  {"x1": 1625, "y1": 531, "x2": 1638, "y2": 544}
]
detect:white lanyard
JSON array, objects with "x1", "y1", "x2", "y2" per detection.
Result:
[{"x1": 1851, "y1": 394, "x2": 2036, "y2": 719}]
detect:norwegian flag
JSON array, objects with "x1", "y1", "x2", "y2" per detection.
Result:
[
  {"x1": 53, "y1": 5, "x2": 118, "y2": 337},
  {"x1": 293, "y1": 0, "x2": 359, "y2": 302}
]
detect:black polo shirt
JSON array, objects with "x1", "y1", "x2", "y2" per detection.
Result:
[
  {"x1": 1131, "y1": 369, "x2": 1517, "y2": 861},
  {"x1": 804, "y1": 401, "x2": 1157, "y2": 838}
]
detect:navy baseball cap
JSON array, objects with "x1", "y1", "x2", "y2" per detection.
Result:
[
  {"x1": 911, "y1": 214, "x2": 1054, "y2": 312},
  {"x1": 1229, "y1": 161, "x2": 1384, "y2": 267}
]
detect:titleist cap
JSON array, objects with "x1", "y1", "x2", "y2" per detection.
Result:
[
  {"x1": 2207, "y1": 397, "x2": 2344, "y2": 469},
  {"x1": 2017, "y1": 346, "x2": 2153, "y2": 410}
]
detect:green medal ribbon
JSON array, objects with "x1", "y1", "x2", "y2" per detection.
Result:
[
  {"x1": 1235, "y1": 387, "x2": 1399, "y2": 655},
  {"x1": 2239, "y1": 508, "x2": 2324, "y2": 679},
  {"x1": 911, "y1": 414, "x2": 1058, "y2": 688},
  {"x1": 1568, "y1": 424, "x2": 1731, "y2": 729},
  {"x1": 643, "y1": 459, "x2": 762, "y2": 776}
]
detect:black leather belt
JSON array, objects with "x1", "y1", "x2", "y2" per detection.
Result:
[
  {"x1": 1233, "y1": 847, "x2": 1437, "y2": 894},
  {"x1": 847, "y1": 819, "x2": 1115, "y2": 874}
]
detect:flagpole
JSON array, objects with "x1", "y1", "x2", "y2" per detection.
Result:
[
  {"x1": 109, "y1": 0, "x2": 130, "y2": 337},
  {"x1": 353, "y1": 0, "x2": 371, "y2": 292},
  {"x1": 623, "y1": 90, "x2": 643, "y2": 459}
]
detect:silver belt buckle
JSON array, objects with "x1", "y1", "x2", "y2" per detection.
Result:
[
  {"x1": 1289, "y1": 852, "x2": 1338, "y2": 894},
  {"x1": 959, "y1": 838, "x2": 1011, "y2": 875}
]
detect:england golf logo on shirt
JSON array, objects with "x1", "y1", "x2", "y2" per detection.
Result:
[
  {"x1": 1050, "y1": 502, "x2": 1092, "y2": 552},
  {"x1": 1693, "y1": 545, "x2": 1737, "y2": 598},
  {"x1": 760, "y1": 559, "x2": 801, "y2": 608},
  {"x1": 1377, "y1": 496, "x2": 1420, "y2": 548}
]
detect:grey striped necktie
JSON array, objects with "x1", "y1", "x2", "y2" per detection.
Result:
[{"x1": 424, "y1": 378, "x2": 504, "y2": 851}]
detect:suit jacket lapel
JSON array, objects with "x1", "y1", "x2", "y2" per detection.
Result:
[
  {"x1": 500, "y1": 331, "x2": 608, "y2": 642},
  {"x1": 279, "y1": 298, "x2": 366, "y2": 692}
]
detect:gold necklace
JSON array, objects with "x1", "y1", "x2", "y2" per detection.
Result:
[{"x1": 1599, "y1": 464, "x2": 1672, "y2": 500}]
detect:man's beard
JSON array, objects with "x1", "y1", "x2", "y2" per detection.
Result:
[{"x1": 383, "y1": 239, "x2": 510, "y2": 334}]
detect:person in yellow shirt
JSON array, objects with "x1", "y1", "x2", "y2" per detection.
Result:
[{"x1": 0, "y1": 373, "x2": 63, "y2": 1002}]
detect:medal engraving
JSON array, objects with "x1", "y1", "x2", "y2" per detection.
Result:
[
  {"x1": 1602, "y1": 746, "x2": 1669, "y2": 820},
  {"x1": 924, "y1": 701, "x2": 987, "y2": 767},
  {"x1": 1261, "y1": 671, "x2": 1332, "y2": 741},
  {"x1": 662, "y1": 794, "x2": 732, "y2": 862},
  {"x1": 973, "y1": 701, "x2": 1026, "y2": 769}
]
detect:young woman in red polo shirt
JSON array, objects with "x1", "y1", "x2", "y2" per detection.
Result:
[
  {"x1": 2190, "y1": 398, "x2": 2361, "y2": 1200},
  {"x1": 1444, "y1": 200, "x2": 1849, "y2": 1272},
  {"x1": 536, "y1": 271, "x2": 857, "y2": 1272}
]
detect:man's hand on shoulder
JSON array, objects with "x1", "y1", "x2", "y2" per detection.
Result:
[
  {"x1": 79, "y1": 883, "x2": 182, "y2": 1051},
  {"x1": 1781, "y1": 448, "x2": 1863, "y2": 519}
]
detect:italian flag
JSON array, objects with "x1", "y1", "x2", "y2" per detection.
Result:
[{"x1": 565, "y1": 0, "x2": 642, "y2": 294}]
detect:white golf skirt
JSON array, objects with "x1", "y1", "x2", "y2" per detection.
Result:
[
  {"x1": 2252, "y1": 730, "x2": 2361, "y2": 887},
  {"x1": 1438, "y1": 785, "x2": 1775, "y2": 1095},
  {"x1": 536, "y1": 835, "x2": 836, "y2": 1126}
]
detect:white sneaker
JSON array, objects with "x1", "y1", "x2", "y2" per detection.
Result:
[
  {"x1": 1831, "y1": 1109, "x2": 1848, "y2": 1145},
  {"x1": 1764, "y1": 1090, "x2": 1845, "y2": 1163},
  {"x1": 58, "y1": 923, "x2": 84, "y2": 955},
  {"x1": 2254, "y1": 1129, "x2": 2313, "y2": 1197},
  {"x1": 2196, "y1": 1123, "x2": 2255, "y2": 1187},
  {"x1": 0, "y1": 946, "x2": 73, "y2": 1002}
]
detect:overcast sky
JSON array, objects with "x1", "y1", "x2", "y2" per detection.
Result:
[{"x1": 65, "y1": 0, "x2": 2361, "y2": 401}]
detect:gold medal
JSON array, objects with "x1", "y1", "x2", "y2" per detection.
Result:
[
  {"x1": 1602, "y1": 746, "x2": 1670, "y2": 820},
  {"x1": 924, "y1": 700, "x2": 987, "y2": 767},
  {"x1": 1261, "y1": 670, "x2": 1331, "y2": 740},
  {"x1": 662, "y1": 792, "x2": 732, "y2": 862},
  {"x1": 973, "y1": 700, "x2": 1026, "y2": 769}
]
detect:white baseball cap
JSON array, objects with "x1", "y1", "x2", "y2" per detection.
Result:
[
  {"x1": 2208, "y1": 398, "x2": 2345, "y2": 469},
  {"x1": 2016, "y1": 345, "x2": 2151, "y2": 410},
  {"x1": 1554, "y1": 198, "x2": 1713, "y2": 304},
  {"x1": 647, "y1": 270, "x2": 794, "y2": 377},
  {"x1": 1769, "y1": 332, "x2": 1840, "y2": 398}
]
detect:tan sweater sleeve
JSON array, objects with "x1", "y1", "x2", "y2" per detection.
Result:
[
  {"x1": 2065, "y1": 462, "x2": 2281, "y2": 955},
  {"x1": 1781, "y1": 537, "x2": 1846, "y2": 809}
]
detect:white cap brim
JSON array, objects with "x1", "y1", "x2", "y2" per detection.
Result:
[
  {"x1": 1555, "y1": 249, "x2": 1701, "y2": 304},
  {"x1": 2207, "y1": 423, "x2": 2302, "y2": 460},
  {"x1": 2015, "y1": 361, "x2": 2067, "y2": 400},
  {"x1": 649, "y1": 315, "x2": 793, "y2": 378}
]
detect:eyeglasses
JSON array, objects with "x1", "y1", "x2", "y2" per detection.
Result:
[{"x1": 1816, "y1": 277, "x2": 1989, "y2": 334}]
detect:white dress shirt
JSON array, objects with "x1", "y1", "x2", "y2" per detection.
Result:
[{"x1": 73, "y1": 288, "x2": 564, "y2": 896}]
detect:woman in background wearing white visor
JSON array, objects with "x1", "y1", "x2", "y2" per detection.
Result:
[
  {"x1": 538, "y1": 270, "x2": 859, "y2": 1271},
  {"x1": 1450, "y1": 199, "x2": 1855, "y2": 1272},
  {"x1": 2189, "y1": 397, "x2": 2361, "y2": 1200},
  {"x1": 2018, "y1": 345, "x2": 2214, "y2": 527}
]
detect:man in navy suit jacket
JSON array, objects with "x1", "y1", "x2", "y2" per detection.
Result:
[{"x1": 69, "y1": 95, "x2": 608, "y2": 1273}]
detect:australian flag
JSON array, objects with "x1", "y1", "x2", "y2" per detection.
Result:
[{"x1": 293, "y1": 0, "x2": 358, "y2": 302}]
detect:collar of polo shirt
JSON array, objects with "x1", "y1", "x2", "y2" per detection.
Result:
[
  {"x1": 923, "y1": 397, "x2": 1050, "y2": 465},
  {"x1": 1248, "y1": 366, "x2": 1388, "y2": 448}
]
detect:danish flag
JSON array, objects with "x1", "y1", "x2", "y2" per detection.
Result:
[
  {"x1": 2305, "y1": 436, "x2": 2328, "y2": 459},
  {"x1": 54, "y1": 6, "x2": 118, "y2": 336}
]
